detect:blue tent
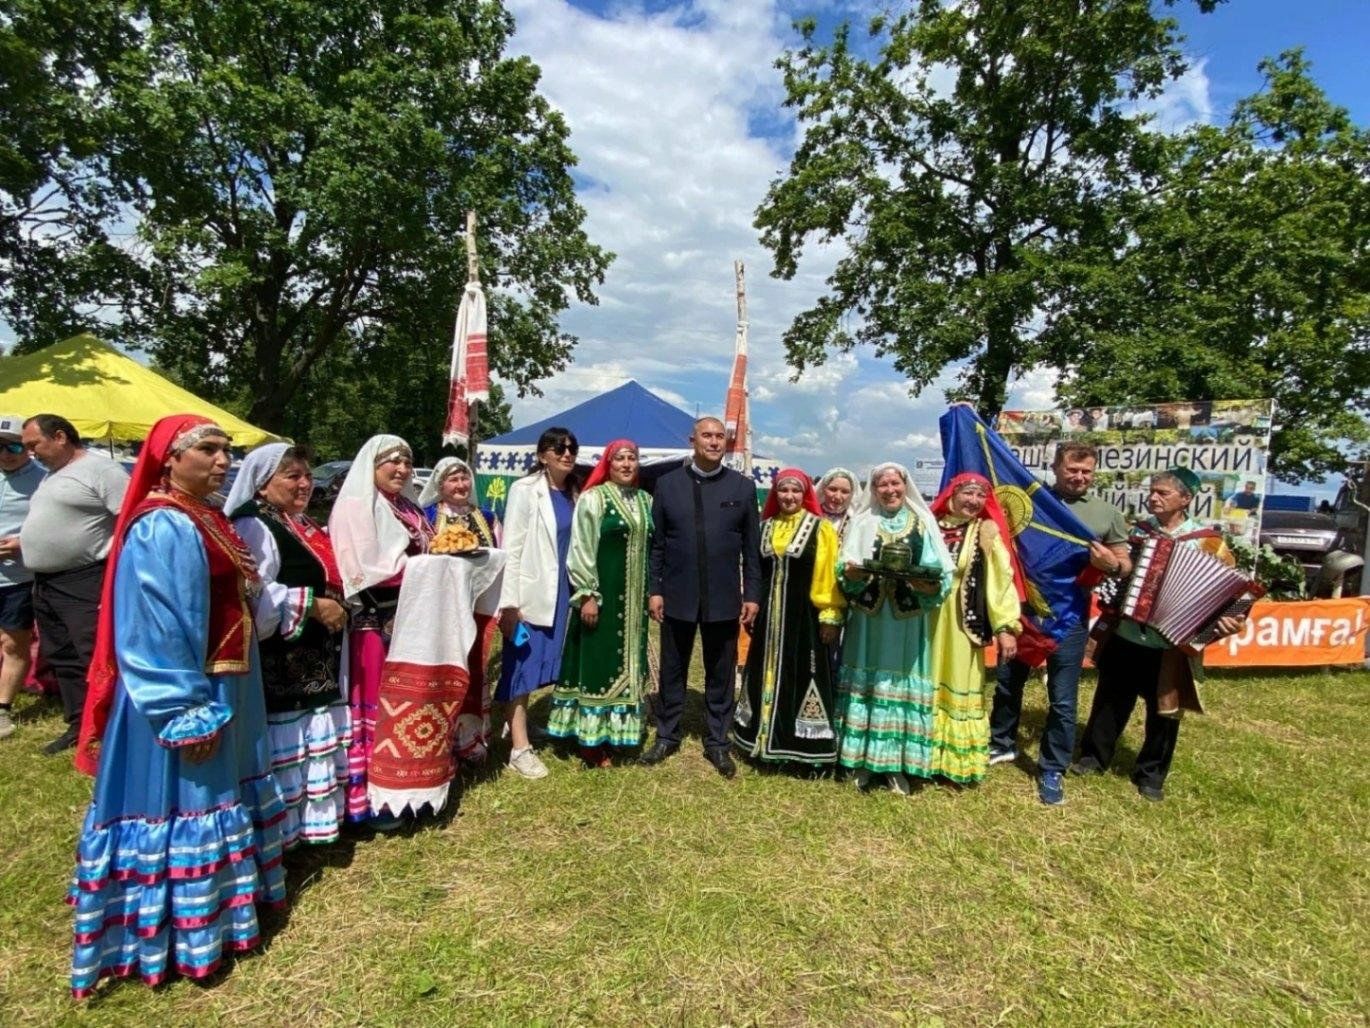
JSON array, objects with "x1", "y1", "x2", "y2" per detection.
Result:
[
  {"x1": 473, "y1": 379, "x2": 779, "y2": 513},
  {"x1": 479, "y1": 380, "x2": 693, "y2": 462}
]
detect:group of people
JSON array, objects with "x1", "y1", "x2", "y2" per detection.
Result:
[{"x1": 0, "y1": 409, "x2": 1244, "y2": 998}]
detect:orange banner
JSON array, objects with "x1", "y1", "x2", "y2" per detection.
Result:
[
  {"x1": 986, "y1": 597, "x2": 1367, "y2": 669},
  {"x1": 746, "y1": 598, "x2": 1369, "y2": 671},
  {"x1": 1201, "y1": 597, "x2": 1369, "y2": 667}
]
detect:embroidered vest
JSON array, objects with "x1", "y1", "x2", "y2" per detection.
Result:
[{"x1": 134, "y1": 490, "x2": 256, "y2": 675}]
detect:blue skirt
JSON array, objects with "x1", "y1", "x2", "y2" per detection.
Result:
[
  {"x1": 497, "y1": 486, "x2": 574, "y2": 702},
  {"x1": 497, "y1": 590, "x2": 570, "y2": 701}
]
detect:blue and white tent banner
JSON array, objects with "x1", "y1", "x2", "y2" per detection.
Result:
[
  {"x1": 476, "y1": 445, "x2": 782, "y2": 516},
  {"x1": 474, "y1": 380, "x2": 784, "y2": 515}
]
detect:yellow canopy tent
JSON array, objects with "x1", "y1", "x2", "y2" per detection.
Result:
[{"x1": 0, "y1": 333, "x2": 282, "y2": 448}]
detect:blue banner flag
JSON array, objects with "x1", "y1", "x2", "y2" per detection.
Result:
[{"x1": 938, "y1": 406, "x2": 1094, "y2": 640}]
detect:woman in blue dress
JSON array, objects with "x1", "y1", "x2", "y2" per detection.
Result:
[
  {"x1": 70, "y1": 414, "x2": 288, "y2": 997},
  {"x1": 495, "y1": 427, "x2": 579, "y2": 780}
]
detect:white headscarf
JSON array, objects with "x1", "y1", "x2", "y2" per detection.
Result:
[
  {"x1": 328, "y1": 434, "x2": 414, "y2": 599},
  {"x1": 817, "y1": 466, "x2": 862, "y2": 515},
  {"x1": 224, "y1": 442, "x2": 291, "y2": 516},
  {"x1": 417, "y1": 456, "x2": 473, "y2": 510},
  {"x1": 840, "y1": 460, "x2": 954, "y2": 573}
]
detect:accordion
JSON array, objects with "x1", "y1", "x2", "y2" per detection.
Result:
[{"x1": 1108, "y1": 535, "x2": 1264, "y2": 648}]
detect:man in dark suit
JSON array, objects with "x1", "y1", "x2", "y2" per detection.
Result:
[{"x1": 644, "y1": 416, "x2": 761, "y2": 777}]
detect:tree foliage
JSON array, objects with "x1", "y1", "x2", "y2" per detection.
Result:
[
  {"x1": 1052, "y1": 52, "x2": 1370, "y2": 482},
  {"x1": 2, "y1": 0, "x2": 610, "y2": 446},
  {"x1": 266, "y1": 325, "x2": 514, "y2": 465},
  {"x1": 755, "y1": 0, "x2": 1218, "y2": 415},
  {"x1": 0, "y1": 0, "x2": 142, "y2": 343}
]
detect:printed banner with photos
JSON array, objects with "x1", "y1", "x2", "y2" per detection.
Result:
[{"x1": 994, "y1": 400, "x2": 1275, "y2": 545}]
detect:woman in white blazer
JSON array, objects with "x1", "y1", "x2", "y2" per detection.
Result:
[{"x1": 496, "y1": 427, "x2": 580, "y2": 779}]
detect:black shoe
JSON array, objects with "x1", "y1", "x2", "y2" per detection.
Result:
[
  {"x1": 705, "y1": 747, "x2": 737, "y2": 779},
  {"x1": 638, "y1": 740, "x2": 680, "y2": 766},
  {"x1": 1135, "y1": 781, "x2": 1165, "y2": 802},
  {"x1": 1070, "y1": 757, "x2": 1105, "y2": 777},
  {"x1": 43, "y1": 725, "x2": 78, "y2": 756}
]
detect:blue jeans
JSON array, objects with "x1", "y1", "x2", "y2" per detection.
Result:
[{"x1": 989, "y1": 619, "x2": 1088, "y2": 774}]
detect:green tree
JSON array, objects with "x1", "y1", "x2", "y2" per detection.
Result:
[
  {"x1": 754, "y1": 0, "x2": 1219, "y2": 416},
  {"x1": 5, "y1": 0, "x2": 610, "y2": 432},
  {"x1": 281, "y1": 326, "x2": 513, "y2": 466},
  {"x1": 0, "y1": 0, "x2": 140, "y2": 343},
  {"x1": 1051, "y1": 52, "x2": 1370, "y2": 482}
]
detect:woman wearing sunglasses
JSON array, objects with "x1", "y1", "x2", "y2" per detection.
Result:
[{"x1": 495, "y1": 427, "x2": 580, "y2": 779}]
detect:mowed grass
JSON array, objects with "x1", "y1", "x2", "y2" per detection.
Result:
[{"x1": 0, "y1": 666, "x2": 1366, "y2": 1025}]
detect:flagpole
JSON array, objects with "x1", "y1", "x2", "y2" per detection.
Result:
[
  {"x1": 465, "y1": 210, "x2": 480, "y2": 470},
  {"x1": 734, "y1": 260, "x2": 753, "y2": 475}
]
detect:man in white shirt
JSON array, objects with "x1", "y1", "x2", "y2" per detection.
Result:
[{"x1": 19, "y1": 414, "x2": 128, "y2": 754}]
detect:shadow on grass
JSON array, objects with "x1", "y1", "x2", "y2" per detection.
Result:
[
  {"x1": 1204, "y1": 664, "x2": 1368, "y2": 680},
  {"x1": 13, "y1": 691, "x2": 62, "y2": 724}
]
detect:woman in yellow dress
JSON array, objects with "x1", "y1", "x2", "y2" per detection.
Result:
[{"x1": 927, "y1": 473, "x2": 1023, "y2": 784}]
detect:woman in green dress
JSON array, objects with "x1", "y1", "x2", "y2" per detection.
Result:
[
  {"x1": 548, "y1": 439, "x2": 653, "y2": 767},
  {"x1": 835, "y1": 462, "x2": 954, "y2": 794}
]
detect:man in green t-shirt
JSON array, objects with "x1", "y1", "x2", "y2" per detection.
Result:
[{"x1": 988, "y1": 441, "x2": 1131, "y2": 806}]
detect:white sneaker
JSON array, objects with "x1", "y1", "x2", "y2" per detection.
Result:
[
  {"x1": 508, "y1": 747, "x2": 548, "y2": 780},
  {"x1": 888, "y1": 772, "x2": 911, "y2": 796},
  {"x1": 0, "y1": 709, "x2": 14, "y2": 740},
  {"x1": 988, "y1": 748, "x2": 1017, "y2": 766}
]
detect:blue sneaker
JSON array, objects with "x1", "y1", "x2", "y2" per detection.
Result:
[{"x1": 1038, "y1": 771, "x2": 1065, "y2": 806}]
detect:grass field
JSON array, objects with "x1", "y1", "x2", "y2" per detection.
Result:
[{"x1": 1, "y1": 666, "x2": 1366, "y2": 1025}]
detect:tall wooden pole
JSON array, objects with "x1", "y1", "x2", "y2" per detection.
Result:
[
  {"x1": 464, "y1": 210, "x2": 480, "y2": 468},
  {"x1": 733, "y1": 259, "x2": 753, "y2": 474}
]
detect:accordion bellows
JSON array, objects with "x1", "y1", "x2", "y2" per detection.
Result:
[{"x1": 1119, "y1": 536, "x2": 1263, "y2": 648}]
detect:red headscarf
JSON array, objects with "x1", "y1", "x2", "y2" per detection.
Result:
[
  {"x1": 76, "y1": 414, "x2": 252, "y2": 775},
  {"x1": 761, "y1": 468, "x2": 823, "y2": 519},
  {"x1": 583, "y1": 439, "x2": 638, "y2": 490},
  {"x1": 929, "y1": 472, "x2": 1027, "y2": 602}
]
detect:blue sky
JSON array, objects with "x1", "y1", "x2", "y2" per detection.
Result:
[{"x1": 503, "y1": 0, "x2": 1367, "y2": 492}]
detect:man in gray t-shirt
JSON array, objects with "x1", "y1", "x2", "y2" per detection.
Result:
[
  {"x1": 18, "y1": 414, "x2": 128, "y2": 754},
  {"x1": 988, "y1": 441, "x2": 1131, "y2": 806}
]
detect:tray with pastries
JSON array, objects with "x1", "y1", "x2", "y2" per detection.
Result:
[{"x1": 428, "y1": 523, "x2": 486, "y2": 556}]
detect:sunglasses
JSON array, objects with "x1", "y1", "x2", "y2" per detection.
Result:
[
  {"x1": 0, "y1": 442, "x2": 25, "y2": 455},
  {"x1": 550, "y1": 441, "x2": 579, "y2": 456}
]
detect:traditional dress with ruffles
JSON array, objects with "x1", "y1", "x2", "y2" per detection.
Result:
[
  {"x1": 548, "y1": 483, "x2": 652, "y2": 748},
  {"x1": 343, "y1": 492, "x2": 431, "y2": 821},
  {"x1": 928, "y1": 514, "x2": 1021, "y2": 783},
  {"x1": 69, "y1": 490, "x2": 287, "y2": 996},
  {"x1": 233, "y1": 499, "x2": 351, "y2": 847},
  {"x1": 834, "y1": 506, "x2": 953, "y2": 778}
]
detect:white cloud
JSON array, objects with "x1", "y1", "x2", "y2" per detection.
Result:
[
  {"x1": 1005, "y1": 365, "x2": 1059, "y2": 411},
  {"x1": 1136, "y1": 58, "x2": 1214, "y2": 134},
  {"x1": 497, "y1": 3, "x2": 1218, "y2": 477}
]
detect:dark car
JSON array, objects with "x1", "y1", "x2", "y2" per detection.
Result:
[
  {"x1": 1260, "y1": 508, "x2": 1363, "y2": 597},
  {"x1": 118, "y1": 457, "x2": 240, "y2": 507},
  {"x1": 306, "y1": 459, "x2": 352, "y2": 520},
  {"x1": 311, "y1": 460, "x2": 352, "y2": 494}
]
